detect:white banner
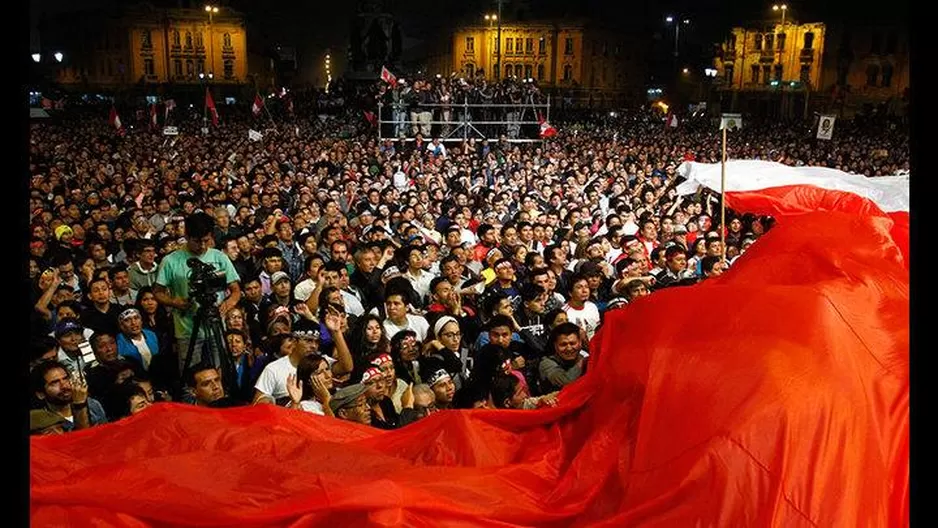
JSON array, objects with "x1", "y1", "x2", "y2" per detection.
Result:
[
  {"x1": 817, "y1": 115, "x2": 836, "y2": 140},
  {"x1": 248, "y1": 129, "x2": 263, "y2": 142},
  {"x1": 720, "y1": 113, "x2": 742, "y2": 131},
  {"x1": 162, "y1": 126, "x2": 179, "y2": 136}
]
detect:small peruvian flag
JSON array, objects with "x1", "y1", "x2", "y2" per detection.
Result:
[
  {"x1": 252, "y1": 93, "x2": 264, "y2": 116},
  {"x1": 109, "y1": 106, "x2": 125, "y2": 136},
  {"x1": 150, "y1": 103, "x2": 158, "y2": 130},
  {"x1": 538, "y1": 115, "x2": 557, "y2": 138},
  {"x1": 380, "y1": 65, "x2": 397, "y2": 88},
  {"x1": 164, "y1": 98, "x2": 176, "y2": 120}
]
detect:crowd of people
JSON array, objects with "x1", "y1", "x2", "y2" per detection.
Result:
[{"x1": 27, "y1": 79, "x2": 909, "y2": 435}]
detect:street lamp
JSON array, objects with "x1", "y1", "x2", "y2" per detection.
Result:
[
  {"x1": 31, "y1": 53, "x2": 41, "y2": 63},
  {"x1": 205, "y1": 5, "x2": 219, "y2": 77},
  {"x1": 772, "y1": 4, "x2": 787, "y2": 26},
  {"x1": 682, "y1": 68, "x2": 689, "y2": 74},
  {"x1": 665, "y1": 16, "x2": 690, "y2": 58},
  {"x1": 54, "y1": 52, "x2": 63, "y2": 62}
]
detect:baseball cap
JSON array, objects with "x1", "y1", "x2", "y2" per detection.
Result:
[
  {"x1": 54, "y1": 318, "x2": 84, "y2": 338},
  {"x1": 271, "y1": 271, "x2": 291, "y2": 285},
  {"x1": 329, "y1": 383, "x2": 369, "y2": 414}
]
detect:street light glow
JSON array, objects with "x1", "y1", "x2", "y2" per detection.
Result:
[
  {"x1": 682, "y1": 68, "x2": 689, "y2": 74},
  {"x1": 665, "y1": 15, "x2": 674, "y2": 23},
  {"x1": 199, "y1": 72, "x2": 205, "y2": 79},
  {"x1": 683, "y1": 19, "x2": 690, "y2": 24},
  {"x1": 54, "y1": 52, "x2": 63, "y2": 62},
  {"x1": 773, "y1": 4, "x2": 787, "y2": 10},
  {"x1": 205, "y1": 5, "x2": 219, "y2": 12},
  {"x1": 31, "y1": 53, "x2": 41, "y2": 63}
]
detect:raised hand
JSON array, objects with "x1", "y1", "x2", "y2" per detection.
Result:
[
  {"x1": 401, "y1": 383, "x2": 414, "y2": 409},
  {"x1": 310, "y1": 375, "x2": 330, "y2": 404},
  {"x1": 286, "y1": 373, "x2": 302, "y2": 404},
  {"x1": 71, "y1": 374, "x2": 89, "y2": 405}
]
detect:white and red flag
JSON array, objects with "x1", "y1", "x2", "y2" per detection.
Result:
[
  {"x1": 252, "y1": 93, "x2": 264, "y2": 117},
  {"x1": 150, "y1": 103, "x2": 158, "y2": 129},
  {"x1": 164, "y1": 98, "x2": 176, "y2": 120},
  {"x1": 109, "y1": 106, "x2": 125, "y2": 136},
  {"x1": 538, "y1": 115, "x2": 557, "y2": 138},
  {"x1": 380, "y1": 65, "x2": 397, "y2": 88}
]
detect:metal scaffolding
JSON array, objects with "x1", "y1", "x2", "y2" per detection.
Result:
[{"x1": 377, "y1": 96, "x2": 551, "y2": 143}]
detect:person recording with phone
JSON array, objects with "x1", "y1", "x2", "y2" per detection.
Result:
[{"x1": 154, "y1": 212, "x2": 242, "y2": 378}]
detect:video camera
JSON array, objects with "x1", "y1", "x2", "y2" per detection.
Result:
[{"x1": 187, "y1": 258, "x2": 227, "y2": 303}]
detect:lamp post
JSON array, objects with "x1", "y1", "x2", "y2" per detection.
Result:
[
  {"x1": 666, "y1": 16, "x2": 690, "y2": 58},
  {"x1": 772, "y1": 4, "x2": 788, "y2": 117},
  {"x1": 205, "y1": 5, "x2": 219, "y2": 78},
  {"x1": 495, "y1": 0, "x2": 503, "y2": 80},
  {"x1": 325, "y1": 53, "x2": 332, "y2": 92},
  {"x1": 484, "y1": 13, "x2": 497, "y2": 80}
]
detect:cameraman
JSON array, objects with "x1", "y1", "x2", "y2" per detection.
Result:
[{"x1": 154, "y1": 212, "x2": 241, "y2": 377}]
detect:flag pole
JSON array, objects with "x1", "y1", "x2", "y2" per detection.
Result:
[
  {"x1": 720, "y1": 124, "x2": 727, "y2": 262},
  {"x1": 203, "y1": 87, "x2": 209, "y2": 127}
]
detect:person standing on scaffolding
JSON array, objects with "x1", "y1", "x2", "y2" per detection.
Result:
[
  {"x1": 392, "y1": 81, "x2": 408, "y2": 139},
  {"x1": 507, "y1": 83, "x2": 522, "y2": 140},
  {"x1": 438, "y1": 80, "x2": 452, "y2": 138},
  {"x1": 478, "y1": 79, "x2": 494, "y2": 139}
]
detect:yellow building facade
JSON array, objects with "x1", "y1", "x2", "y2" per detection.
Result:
[
  {"x1": 450, "y1": 22, "x2": 640, "y2": 93},
  {"x1": 715, "y1": 22, "x2": 826, "y2": 91},
  {"x1": 52, "y1": 5, "x2": 247, "y2": 88}
]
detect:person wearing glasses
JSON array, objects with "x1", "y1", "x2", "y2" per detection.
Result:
[{"x1": 421, "y1": 315, "x2": 471, "y2": 391}]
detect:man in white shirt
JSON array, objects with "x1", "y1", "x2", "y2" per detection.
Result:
[
  {"x1": 382, "y1": 290, "x2": 429, "y2": 341},
  {"x1": 253, "y1": 314, "x2": 353, "y2": 405},
  {"x1": 400, "y1": 245, "x2": 433, "y2": 306},
  {"x1": 562, "y1": 274, "x2": 601, "y2": 341}
]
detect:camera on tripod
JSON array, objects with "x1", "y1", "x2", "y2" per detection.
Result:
[{"x1": 187, "y1": 258, "x2": 227, "y2": 304}]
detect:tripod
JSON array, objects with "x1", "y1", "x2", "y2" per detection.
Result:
[{"x1": 182, "y1": 294, "x2": 239, "y2": 399}]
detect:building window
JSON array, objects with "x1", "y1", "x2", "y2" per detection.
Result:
[
  {"x1": 174, "y1": 59, "x2": 183, "y2": 77},
  {"x1": 762, "y1": 65, "x2": 772, "y2": 84},
  {"x1": 724, "y1": 65, "x2": 734, "y2": 84},
  {"x1": 142, "y1": 30, "x2": 152, "y2": 48},
  {"x1": 466, "y1": 37, "x2": 474, "y2": 52},
  {"x1": 172, "y1": 30, "x2": 180, "y2": 47},
  {"x1": 728, "y1": 34, "x2": 737, "y2": 50},
  {"x1": 197, "y1": 59, "x2": 205, "y2": 74},
  {"x1": 224, "y1": 59, "x2": 234, "y2": 79},
  {"x1": 774, "y1": 64, "x2": 783, "y2": 81},
  {"x1": 186, "y1": 60, "x2": 194, "y2": 76},
  {"x1": 602, "y1": 41, "x2": 608, "y2": 56},
  {"x1": 751, "y1": 64, "x2": 760, "y2": 83},
  {"x1": 185, "y1": 31, "x2": 193, "y2": 49},
  {"x1": 537, "y1": 64, "x2": 544, "y2": 80},
  {"x1": 885, "y1": 33, "x2": 898, "y2": 54},
  {"x1": 881, "y1": 63, "x2": 894, "y2": 87},
  {"x1": 777, "y1": 33, "x2": 786, "y2": 51},
  {"x1": 866, "y1": 64, "x2": 879, "y2": 86},
  {"x1": 563, "y1": 64, "x2": 572, "y2": 81},
  {"x1": 525, "y1": 38, "x2": 533, "y2": 54},
  {"x1": 565, "y1": 37, "x2": 574, "y2": 55},
  {"x1": 800, "y1": 64, "x2": 811, "y2": 83},
  {"x1": 539, "y1": 37, "x2": 546, "y2": 54},
  {"x1": 505, "y1": 64, "x2": 512, "y2": 78},
  {"x1": 515, "y1": 38, "x2": 523, "y2": 54},
  {"x1": 195, "y1": 31, "x2": 203, "y2": 48},
  {"x1": 804, "y1": 32, "x2": 815, "y2": 50},
  {"x1": 506, "y1": 38, "x2": 513, "y2": 54},
  {"x1": 524, "y1": 64, "x2": 532, "y2": 78},
  {"x1": 870, "y1": 32, "x2": 882, "y2": 54},
  {"x1": 144, "y1": 58, "x2": 154, "y2": 76},
  {"x1": 765, "y1": 33, "x2": 774, "y2": 51},
  {"x1": 514, "y1": 64, "x2": 523, "y2": 78},
  {"x1": 223, "y1": 33, "x2": 232, "y2": 47},
  {"x1": 754, "y1": 33, "x2": 763, "y2": 51},
  {"x1": 465, "y1": 62, "x2": 475, "y2": 77}
]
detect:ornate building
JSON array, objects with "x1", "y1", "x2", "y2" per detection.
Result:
[
  {"x1": 43, "y1": 3, "x2": 247, "y2": 89},
  {"x1": 714, "y1": 22, "x2": 827, "y2": 91},
  {"x1": 450, "y1": 21, "x2": 644, "y2": 98},
  {"x1": 713, "y1": 21, "x2": 908, "y2": 116}
]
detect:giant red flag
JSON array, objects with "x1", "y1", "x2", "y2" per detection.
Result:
[
  {"x1": 252, "y1": 93, "x2": 264, "y2": 117},
  {"x1": 31, "y1": 162, "x2": 908, "y2": 527}
]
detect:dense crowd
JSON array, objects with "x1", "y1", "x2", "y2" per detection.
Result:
[{"x1": 27, "y1": 83, "x2": 909, "y2": 435}]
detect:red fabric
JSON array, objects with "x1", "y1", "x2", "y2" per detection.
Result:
[
  {"x1": 31, "y1": 186, "x2": 908, "y2": 527},
  {"x1": 252, "y1": 93, "x2": 264, "y2": 116},
  {"x1": 205, "y1": 88, "x2": 218, "y2": 126}
]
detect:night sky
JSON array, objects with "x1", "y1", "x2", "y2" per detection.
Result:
[{"x1": 32, "y1": 0, "x2": 908, "y2": 83}]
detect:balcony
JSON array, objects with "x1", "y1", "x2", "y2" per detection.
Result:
[{"x1": 800, "y1": 49, "x2": 814, "y2": 62}]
